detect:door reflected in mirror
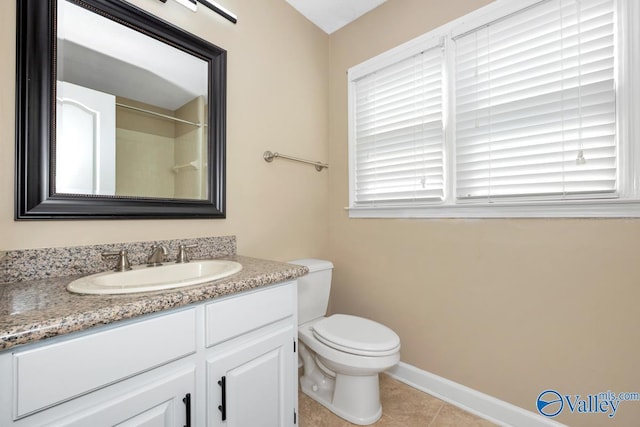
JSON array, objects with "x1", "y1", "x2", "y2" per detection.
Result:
[{"x1": 56, "y1": 0, "x2": 209, "y2": 200}]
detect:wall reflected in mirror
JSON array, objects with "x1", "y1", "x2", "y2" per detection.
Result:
[{"x1": 56, "y1": 0, "x2": 209, "y2": 200}]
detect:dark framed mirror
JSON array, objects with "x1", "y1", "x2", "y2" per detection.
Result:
[{"x1": 16, "y1": 0, "x2": 227, "y2": 219}]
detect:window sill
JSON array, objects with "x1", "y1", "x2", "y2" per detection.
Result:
[{"x1": 347, "y1": 199, "x2": 640, "y2": 219}]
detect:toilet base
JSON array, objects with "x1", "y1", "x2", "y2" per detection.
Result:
[{"x1": 300, "y1": 369, "x2": 382, "y2": 425}]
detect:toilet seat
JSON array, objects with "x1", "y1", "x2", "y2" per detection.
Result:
[{"x1": 312, "y1": 314, "x2": 400, "y2": 357}]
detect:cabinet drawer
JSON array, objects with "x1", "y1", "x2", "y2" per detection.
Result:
[
  {"x1": 49, "y1": 366, "x2": 195, "y2": 427},
  {"x1": 205, "y1": 282, "x2": 295, "y2": 347},
  {"x1": 13, "y1": 308, "x2": 196, "y2": 418}
]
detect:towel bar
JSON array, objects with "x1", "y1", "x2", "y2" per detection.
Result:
[{"x1": 263, "y1": 151, "x2": 328, "y2": 172}]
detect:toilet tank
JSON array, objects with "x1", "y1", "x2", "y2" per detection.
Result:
[{"x1": 289, "y1": 259, "x2": 333, "y2": 325}]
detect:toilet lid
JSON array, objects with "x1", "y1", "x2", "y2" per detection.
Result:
[{"x1": 312, "y1": 314, "x2": 400, "y2": 357}]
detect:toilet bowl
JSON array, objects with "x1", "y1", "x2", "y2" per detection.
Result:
[
  {"x1": 290, "y1": 259, "x2": 401, "y2": 425},
  {"x1": 298, "y1": 315, "x2": 400, "y2": 425}
]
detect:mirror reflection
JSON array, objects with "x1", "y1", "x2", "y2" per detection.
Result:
[{"x1": 56, "y1": 0, "x2": 209, "y2": 200}]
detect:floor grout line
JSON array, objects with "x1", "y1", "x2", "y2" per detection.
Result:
[{"x1": 427, "y1": 401, "x2": 445, "y2": 427}]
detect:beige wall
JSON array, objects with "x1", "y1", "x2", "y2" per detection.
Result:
[
  {"x1": 328, "y1": 1, "x2": 640, "y2": 426},
  {"x1": 0, "y1": 0, "x2": 330, "y2": 261}
]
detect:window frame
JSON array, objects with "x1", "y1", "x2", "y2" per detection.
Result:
[{"x1": 348, "y1": 0, "x2": 640, "y2": 218}]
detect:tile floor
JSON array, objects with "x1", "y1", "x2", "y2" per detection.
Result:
[{"x1": 298, "y1": 374, "x2": 497, "y2": 427}]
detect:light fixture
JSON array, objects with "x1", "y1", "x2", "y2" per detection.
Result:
[
  {"x1": 198, "y1": 0, "x2": 237, "y2": 23},
  {"x1": 174, "y1": 0, "x2": 196, "y2": 12},
  {"x1": 167, "y1": 0, "x2": 237, "y2": 23}
]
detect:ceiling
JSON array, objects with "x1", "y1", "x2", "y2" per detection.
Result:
[{"x1": 285, "y1": 0, "x2": 387, "y2": 34}]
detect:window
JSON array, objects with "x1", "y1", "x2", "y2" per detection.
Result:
[
  {"x1": 352, "y1": 42, "x2": 445, "y2": 205},
  {"x1": 348, "y1": 0, "x2": 640, "y2": 218}
]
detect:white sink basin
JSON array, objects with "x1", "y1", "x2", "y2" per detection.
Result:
[{"x1": 67, "y1": 260, "x2": 243, "y2": 295}]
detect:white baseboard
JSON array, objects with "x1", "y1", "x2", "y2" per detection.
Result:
[{"x1": 386, "y1": 362, "x2": 567, "y2": 427}]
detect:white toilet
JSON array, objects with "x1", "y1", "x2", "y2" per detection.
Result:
[{"x1": 290, "y1": 259, "x2": 400, "y2": 425}]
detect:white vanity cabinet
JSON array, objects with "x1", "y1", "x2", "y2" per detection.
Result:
[
  {"x1": 43, "y1": 366, "x2": 195, "y2": 427},
  {"x1": 207, "y1": 325, "x2": 296, "y2": 427},
  {"x1": 204, "y1": 282, "x2": 297, "y2": 426},
  {"x1": 0, "y1": 307, "x2": 197, "y2": 427},
  {"x1": 0, "y1": 281, "x2": 298, "y2": 427}
]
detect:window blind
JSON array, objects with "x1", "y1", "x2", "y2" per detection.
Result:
[
  {"x1": 353, "y1": 45, "x2": 445, "y2": 205},
  {"x1": 454, "y1": 0, "x2": 616, "y2": 201}
]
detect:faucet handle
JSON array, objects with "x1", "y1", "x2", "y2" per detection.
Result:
[
  {"x1": 102, "y1": 249, "x2": 132, "y2": 272},
  {"x1": 176, "y1": 244, "x2": 197, "y2": 263}
]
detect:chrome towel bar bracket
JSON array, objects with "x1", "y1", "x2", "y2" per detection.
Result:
[{"x1": 263, "y1": 151, "x2": 328, "y2": 172}]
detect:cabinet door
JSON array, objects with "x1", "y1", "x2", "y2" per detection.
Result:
[
  {"x1": 50, "y1": 367, "x2": 195, "y2": 427},
  {"x1": 207, "y1": 324, "x2": 296, "y2": 427}
]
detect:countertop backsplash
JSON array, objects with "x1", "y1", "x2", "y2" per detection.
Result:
[{"x1": 0, "y1": 236, "x2": 237, "y2": 284}]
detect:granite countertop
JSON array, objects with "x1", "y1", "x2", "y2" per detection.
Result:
[{"x1": 0, "y1": 255, "x2": 308, "y2": 352}]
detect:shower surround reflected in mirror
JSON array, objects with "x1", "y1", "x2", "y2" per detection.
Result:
[
  {"x1": 56, "y1": 0, "x2": 207, "y2": 200},
  {"x1": 16, "y1": 0, "x2": 227, "y2": 219}
]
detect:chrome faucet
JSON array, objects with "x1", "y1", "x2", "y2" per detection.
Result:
[{"x1": 147, "y1": 245, "x2": 168, "y2": 266}]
